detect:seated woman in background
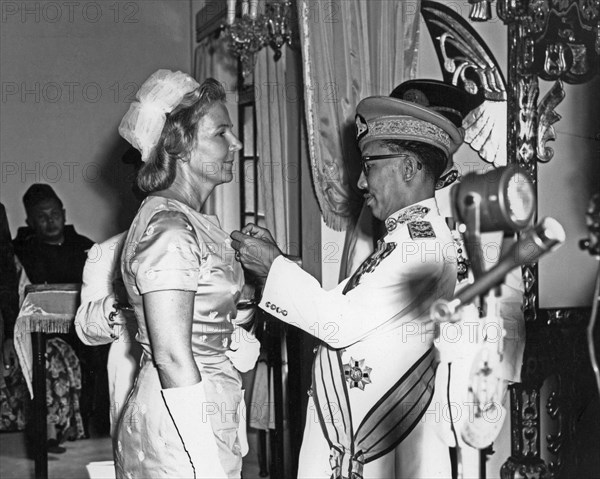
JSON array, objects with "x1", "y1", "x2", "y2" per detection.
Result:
[{"x1": 115, "y1": 70, "x2": 259, "y2": 478}]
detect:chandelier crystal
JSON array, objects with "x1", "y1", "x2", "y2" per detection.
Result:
[{"x1": 222, "y1": 0, "x2": 293, "y2": 78}]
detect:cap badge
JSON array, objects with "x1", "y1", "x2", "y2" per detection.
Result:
[
  {"x1": 355, "y1": 114, "x2": 368, "y2": 141},
  {"x1": 402, "y1": 88, "x2": 430, "y2": 106}
]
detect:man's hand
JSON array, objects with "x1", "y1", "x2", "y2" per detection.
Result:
[{"x1": 231, "y1": 224, "x2": 283, "y2": 283}]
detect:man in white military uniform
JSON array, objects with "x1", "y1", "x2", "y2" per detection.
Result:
[{"x1": 232, "y1": 81, "x2": 471, "y2": 478}]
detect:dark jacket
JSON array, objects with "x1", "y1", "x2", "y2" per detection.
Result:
[
  {"x1": 0, "y1": 203, "x2": 20, "y2": 338},
  {"x1": 13, "y1": 225, "x2": 94, "y2": 285}
]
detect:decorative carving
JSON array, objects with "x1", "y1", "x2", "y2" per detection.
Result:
[
  {"x1": 497, "y1": 0, "x2": 599, "y2": 476},
  {"x1": 500, "y1": 456, "x2": 553, "y2": 479},
  {"x1": 536, "y1": 81, "x2": 565, "y2": 162},
  {"x1": 580, "y1": 193, "x2": 600, "y2": 257},
  {"x1": 541, "y1": 307, "x2": 591, "y2": 327},
  {"x1": 522, "y1": 264, "x2": 538, "y2": 322},
  {"x1": 468, "y1": 0, "x2": 494, "y2": 22},
  {"x1": 546, "y1": 386, "x2": 563, "y2": 461},
  {"x1": 501, "y1": 385, "x2": 553, "y2": 479},
  {"x1": 499, "y1": 0, "x2": 599, "y2": 83},
  {"x1": 522, "y1": 388, "x2": 540, "y2": 455},
  {"x1": 517, "y1": 78, "x2": 539, "y2": 168},
  {"x1": 421, "y1": 0, "x2": 508, "y2": 166}
]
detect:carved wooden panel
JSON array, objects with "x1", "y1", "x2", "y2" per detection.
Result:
[{"x1": 497, "y1": 0, "x2": 599, "y2": 477}]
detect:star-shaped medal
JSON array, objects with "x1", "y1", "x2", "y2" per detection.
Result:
[{"x1": 343, "y1": 357, "x2": 373, "y2": 390}]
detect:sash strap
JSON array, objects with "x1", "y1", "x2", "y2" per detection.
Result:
[{"x1": 313, "y1": 346, "x2": 437, "y2": 479}]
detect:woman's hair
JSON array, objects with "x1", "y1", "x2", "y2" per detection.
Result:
[
  {"x1": 136, "y1": 78, "x2": 227, "y2": 193},
  {"x1": 381, "y1": 139, "x2": 448, "y2": 183}
]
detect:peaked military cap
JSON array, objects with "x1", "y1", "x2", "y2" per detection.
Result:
[
  {"x1": 390, "y1": 79, "x2": 481, "y2": 128},
  {"x1": 355, "y1": 79, "x2": 478, "y2": 187}
]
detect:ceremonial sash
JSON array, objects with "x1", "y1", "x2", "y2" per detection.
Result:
[{"x1": 312, "y1": 346, "x2": 437, "y2": 479}]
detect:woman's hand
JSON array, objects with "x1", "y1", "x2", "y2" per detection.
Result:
[{"x1": 226, "y1": 326, "x2": 260, "y2": 373}]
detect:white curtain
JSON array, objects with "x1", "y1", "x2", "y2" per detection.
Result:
[
  {"x1": 254, "y1": 47, "x2": 295, "y2": 250},
  {"x1": 298, "y1": 0, "x2": 421, "y2": 232}
]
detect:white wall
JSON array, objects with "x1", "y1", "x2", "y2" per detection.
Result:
[
  {"x1": 1, "y1": 0, "x2": 194, "y2": 243},
  {"x1": 537, "y1": 76, "x2": 600, "y2": 307}
]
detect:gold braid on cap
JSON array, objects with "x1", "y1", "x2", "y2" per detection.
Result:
[{"x1": 358, "y1": 118, "x2": 452, "y2": 155}]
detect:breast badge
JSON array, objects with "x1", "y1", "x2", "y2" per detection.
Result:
[{"x1": 343, "y1": 357, "x2": 372, "y2": 390}]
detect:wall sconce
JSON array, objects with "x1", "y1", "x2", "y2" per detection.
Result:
[{"x1": 222, "y1": 0, "x2": 293, "y2": 78}]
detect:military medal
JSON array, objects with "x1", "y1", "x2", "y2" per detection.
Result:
[{"x1": 343, "y1": 357, "x2": 373, "y2": 390}]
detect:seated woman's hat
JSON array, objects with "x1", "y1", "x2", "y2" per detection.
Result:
[
  {"x1": 356, "y1": 80, "x2": 477, "y2": 184},
  {"x1": 119, "y1": 69, "x2": 199, "y2": 162}
]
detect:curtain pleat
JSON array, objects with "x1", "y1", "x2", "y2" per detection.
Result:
[
  {"x1": 255, "y1": 47, "x2": 291, "y2": 249},
  {"x1": 298, "y1": 0, "x2": 421, "y2": 233}
]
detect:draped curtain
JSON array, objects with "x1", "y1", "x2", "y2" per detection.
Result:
[
  {"x1": 297, "y1": 0, "x2": 421, "y2": 232},
  {"x1": 255, "y1": 47, "x2": 294, "y2": 250}
]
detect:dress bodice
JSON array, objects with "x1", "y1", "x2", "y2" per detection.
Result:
[{"x1": 122, "y1": 196, "x2": 244, "y2": 362}]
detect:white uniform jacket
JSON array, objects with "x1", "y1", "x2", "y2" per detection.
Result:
[{"x1": 259, "y1": 198, "x2": 458, "y2": 478}]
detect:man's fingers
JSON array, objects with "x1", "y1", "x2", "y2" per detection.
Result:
[
  {"x1": 241, "y1": 223, "x2": 262, "y2": 235},
  {"x1": 231, "y1": 230, "x2": 245, "y2": 242},
  {"x1": 242, "y1": 223, "x2": 273, "y2": 241}
]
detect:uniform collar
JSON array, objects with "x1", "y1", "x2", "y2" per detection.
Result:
[{"x1": 384, "y1": 198, "x2": 438, "y2": 233}]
